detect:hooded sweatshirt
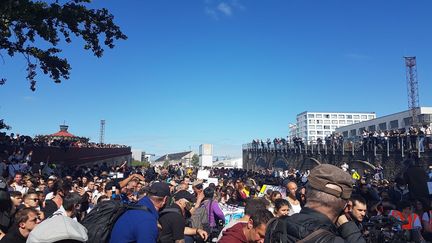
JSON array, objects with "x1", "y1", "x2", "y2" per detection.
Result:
[{"x1": 219, "y1": 222, "x2": 247, "y2": 243}]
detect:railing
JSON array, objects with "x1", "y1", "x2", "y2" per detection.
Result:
[{"x1": 243, "y1": 135, "x2": 432, "y2": 158}]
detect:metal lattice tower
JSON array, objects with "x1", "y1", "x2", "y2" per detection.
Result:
[
  {"x1": 99, "y1": 120, "x2": 105, "y2": 144},
  {"x1": 404, "y1": 56, "x2": 420, "y2": 127}
]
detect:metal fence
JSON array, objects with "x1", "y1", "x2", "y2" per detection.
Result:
[{"x1": 243, "y1": 135, "x2": 432, "y2": 158}]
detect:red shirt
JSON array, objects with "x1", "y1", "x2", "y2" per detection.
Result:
[{"x1": 219, "y1": 222, "x2": 247, "y2": 243}]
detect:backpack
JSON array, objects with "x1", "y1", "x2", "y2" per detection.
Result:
[
  {"x1": 264, "y1": 217, "x2": 333, "y2": 243},
  {"x1": 81, "y1": 200, "x2": 149, "y2": 243},
  {"x1": 190, "y1": 201, "x2": 210, "y2": 232}
]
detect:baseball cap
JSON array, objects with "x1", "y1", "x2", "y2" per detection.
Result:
[
  {"x1": 148, "y1": 182, "x2": 171, "y2": 197},
  {"x1": 307, "y1": 164, "x2": 353, "y2": 200},
  {"x1": 173, "y1": 190, "x2": 196, "y2": 203}
]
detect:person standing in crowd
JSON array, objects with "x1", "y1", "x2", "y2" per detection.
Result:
[
  {"x1": 42, "y1": 180, "x2": 65, "y2": 218},
  {"x1": 9, "y1": 173, "x2": 27, "y2": 195},
  {"x1": 348, "y1": 195, "x2": 367, "y2": 232},
  {"x1": 403, "y1": 159, "x2": 429, "y2": 201},
  {"x1": 9, "y1": 191, "x2": 22, "y2": 210},
  {"x1": 0, "y1": 207, "x2": 40, "y2": 243},
  {"x1": 265, "y1": 164, "x2": 366, "y2": 242},
  {"x1": 27, "y1": 193, "x2": 88, "y2": 243},
  {"x1": 285, "y1": 181, "x2": 301, "y2": 216},
  {"x1": 219, "y1": 208, "x2": 273, "y2": 243},
  {"x1": 110, "y1": 182, "x2": 171, "y2": 243},
  {"x1": 158, "y1": 190, "x2": 208, "y2": 243},
  {"x1": 389, "y1": 200, "x2": 422, "y2": 231}
]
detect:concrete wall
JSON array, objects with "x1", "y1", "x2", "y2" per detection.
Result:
[
  {"x1": 243, "y1": 148, "x2": 432, "y2": 179},
  {"x1": 0, "y1": 145, "x2": 132, "y2": 167}
]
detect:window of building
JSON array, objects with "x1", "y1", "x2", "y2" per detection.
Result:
[
  {"x1": 316, "y1": 120, "x2": 322, "y2": 124},
  {"x1": 331, "y1": 125, "x2": 338, "y2": 129},
  {"x1": 316, "y1": 125, "x2": 323, "y2": 129},
  {"x1": 361, "y1": 115, "x2": 367, "y2": 119},
  {"x1": 353, "y1": 115, "x2": 360, "y2": 119},
  {"x1": 331, "y1": 114, "x2": 337, "y2": 119},
  {"x1": 354, "y1": 120, "x2": 360, "y2": 123},
  {"x1": 309, "y1": 136, "x2": 316, "y2": 140},
  {"x1": 419, "y1": 114, "x2": 432, "y2": 123},
  {"x1": 403, "y1": 117, "x2": 412, "y2": 127},
  {"x1": 378, "y1": 122, "x2": 387, "y2": 130},
  {"x1": 347, "y1": 120, "x2": 353, "y2": 125},
  {"x1": 332, "y1": 120, "x2": 338, "y2": 124},
  {"x1": 304, "y1": 115, "x2": 307, "y2": 119},
  {"x1": 309, "y1": 125, "x2": 315, "y2": 129},
  {"x1": 324, "y1": 131, "x2": 331, "y2": 135},
  {"x1": 316, "y1": 114, "x2": 322, "y2": 118},
  {"x1": 368, "y1": 115, "x2": 374, "y2": 119},
  {"x1": 390, "y1": 120, "x2": 399, "y2": 129},
  {"x1": 308, "y1": 114, "x2": 315, "y2": 118},
  {"x1": 324, "y1": 114, "x2": 330, "y2": 119},
  {"x1": 308, "y1": 119, "x2": 315, "y2": 124},
  {"x1": 350, "y1": 129, "x2": 357, "y2": 136},
  {"x1": 346, "y1": 115, "x2": 353, "y2": 119},
  {"x1": 359, "y1": 127, "x2": 366, "y2": 133},
  {"x1": 339, "y1": 120, "x2": 346, "y2": 124},
  {"x1": 324, "y1": 120, "x2": 330, "y2": 124},
  {"x1": 317, "y1": 131, "x2": 323, "y2": 135},
  {"x1": 343, "y1": 131, "x2": 348, "y2": 137},
  {"x1": 310, "y1": 131, "x2": 316, "y2": 135},
  {"x1": 338, "y1": 114, "x2": 345, "y2": 119},
  {"x1": 324, "y1": 125, "x2": 330, "y2": 129},
  {"x1": 368, "y1": 125, "x2": 376, "y2": 131}
]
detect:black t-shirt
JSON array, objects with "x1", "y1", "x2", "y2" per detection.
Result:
[
  {"x1": 42, "y1": 199, "x2": 59, "y2": 218},
  {"x1": 158, "y1": 204, "x2": 185, "y2": 243}
]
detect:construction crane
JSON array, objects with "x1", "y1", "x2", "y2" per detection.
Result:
[{"x1": 404, "y1": 56, "x2": 420, "y2": 127}]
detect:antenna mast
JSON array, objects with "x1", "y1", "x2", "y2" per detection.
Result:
[
  {"x1": 99, "y1": 120, "x2": 105, "y2": 144},
  {"x1": 404, "y1": 56, "x2": 420, "y2": 127}
]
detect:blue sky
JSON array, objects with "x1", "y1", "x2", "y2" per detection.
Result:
[{"x1": 1, "y1": 0, "x2": 432, "y2": 158}]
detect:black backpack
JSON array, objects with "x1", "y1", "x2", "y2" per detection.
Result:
[
  {"x1": 264, "y1": 217, "x2": 333, "y2": 243},
  {"x1": 81, "y1": 200, "x2": 149, "y2": 243}
]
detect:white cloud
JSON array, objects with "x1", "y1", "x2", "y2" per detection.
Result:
[
  {"x1": 205, "y1": 7, "x2": 219, "y2": 20},
  {"x1": 204, "y1": 0, "x2": 244, "y2": 19},
  {"x1": 217, "y1": 2, "x2": 232, "y2": 16}
]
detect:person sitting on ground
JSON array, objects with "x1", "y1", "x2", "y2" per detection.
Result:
[
  {"x1": 273, "y1": 199, "x2": 289, "y2": 218},
  {"x1": 158, "y1": 190, "x2": 208, "y2": 243},
  {"x1": 217, "y1": 198, "x2": 268, "y2": 241},
  {"x1": 285, "y1": 181, "x2": 301, "y2": 216},
  {"x1": 219, "y1": 208, "x2": 273, "y2": 243}
]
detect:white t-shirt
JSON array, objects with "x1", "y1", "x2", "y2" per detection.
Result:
[{"x1": 288, "y1": 203, "x2": 302, "y2": 216}]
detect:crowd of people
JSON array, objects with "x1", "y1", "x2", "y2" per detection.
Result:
[
  {"x1": 0, "y1": 139, "x2": 431, "y2": 243},
  {"x1": 0, "y1": 132, "x2": 129, "y2": 149},
  {"x1": 247, "y1": 125, "x2": 432, "y2": 154}
]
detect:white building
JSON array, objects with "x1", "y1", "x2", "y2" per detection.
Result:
[
  {"x1": 199, "y1": 144, "x2": 213, "y2": 167},
  {"x1": 213, "y1": 158, "x2": 242, "y2": 168},
  {"x1": 335, "y1": 107, "x2": 432, "y2": 139},
  {"x1": 153, "y1": 151, "x2": 194, "y2": 167},
  {"x1": 293, "y1": 111, "x2": 376, "y2": 143}
]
